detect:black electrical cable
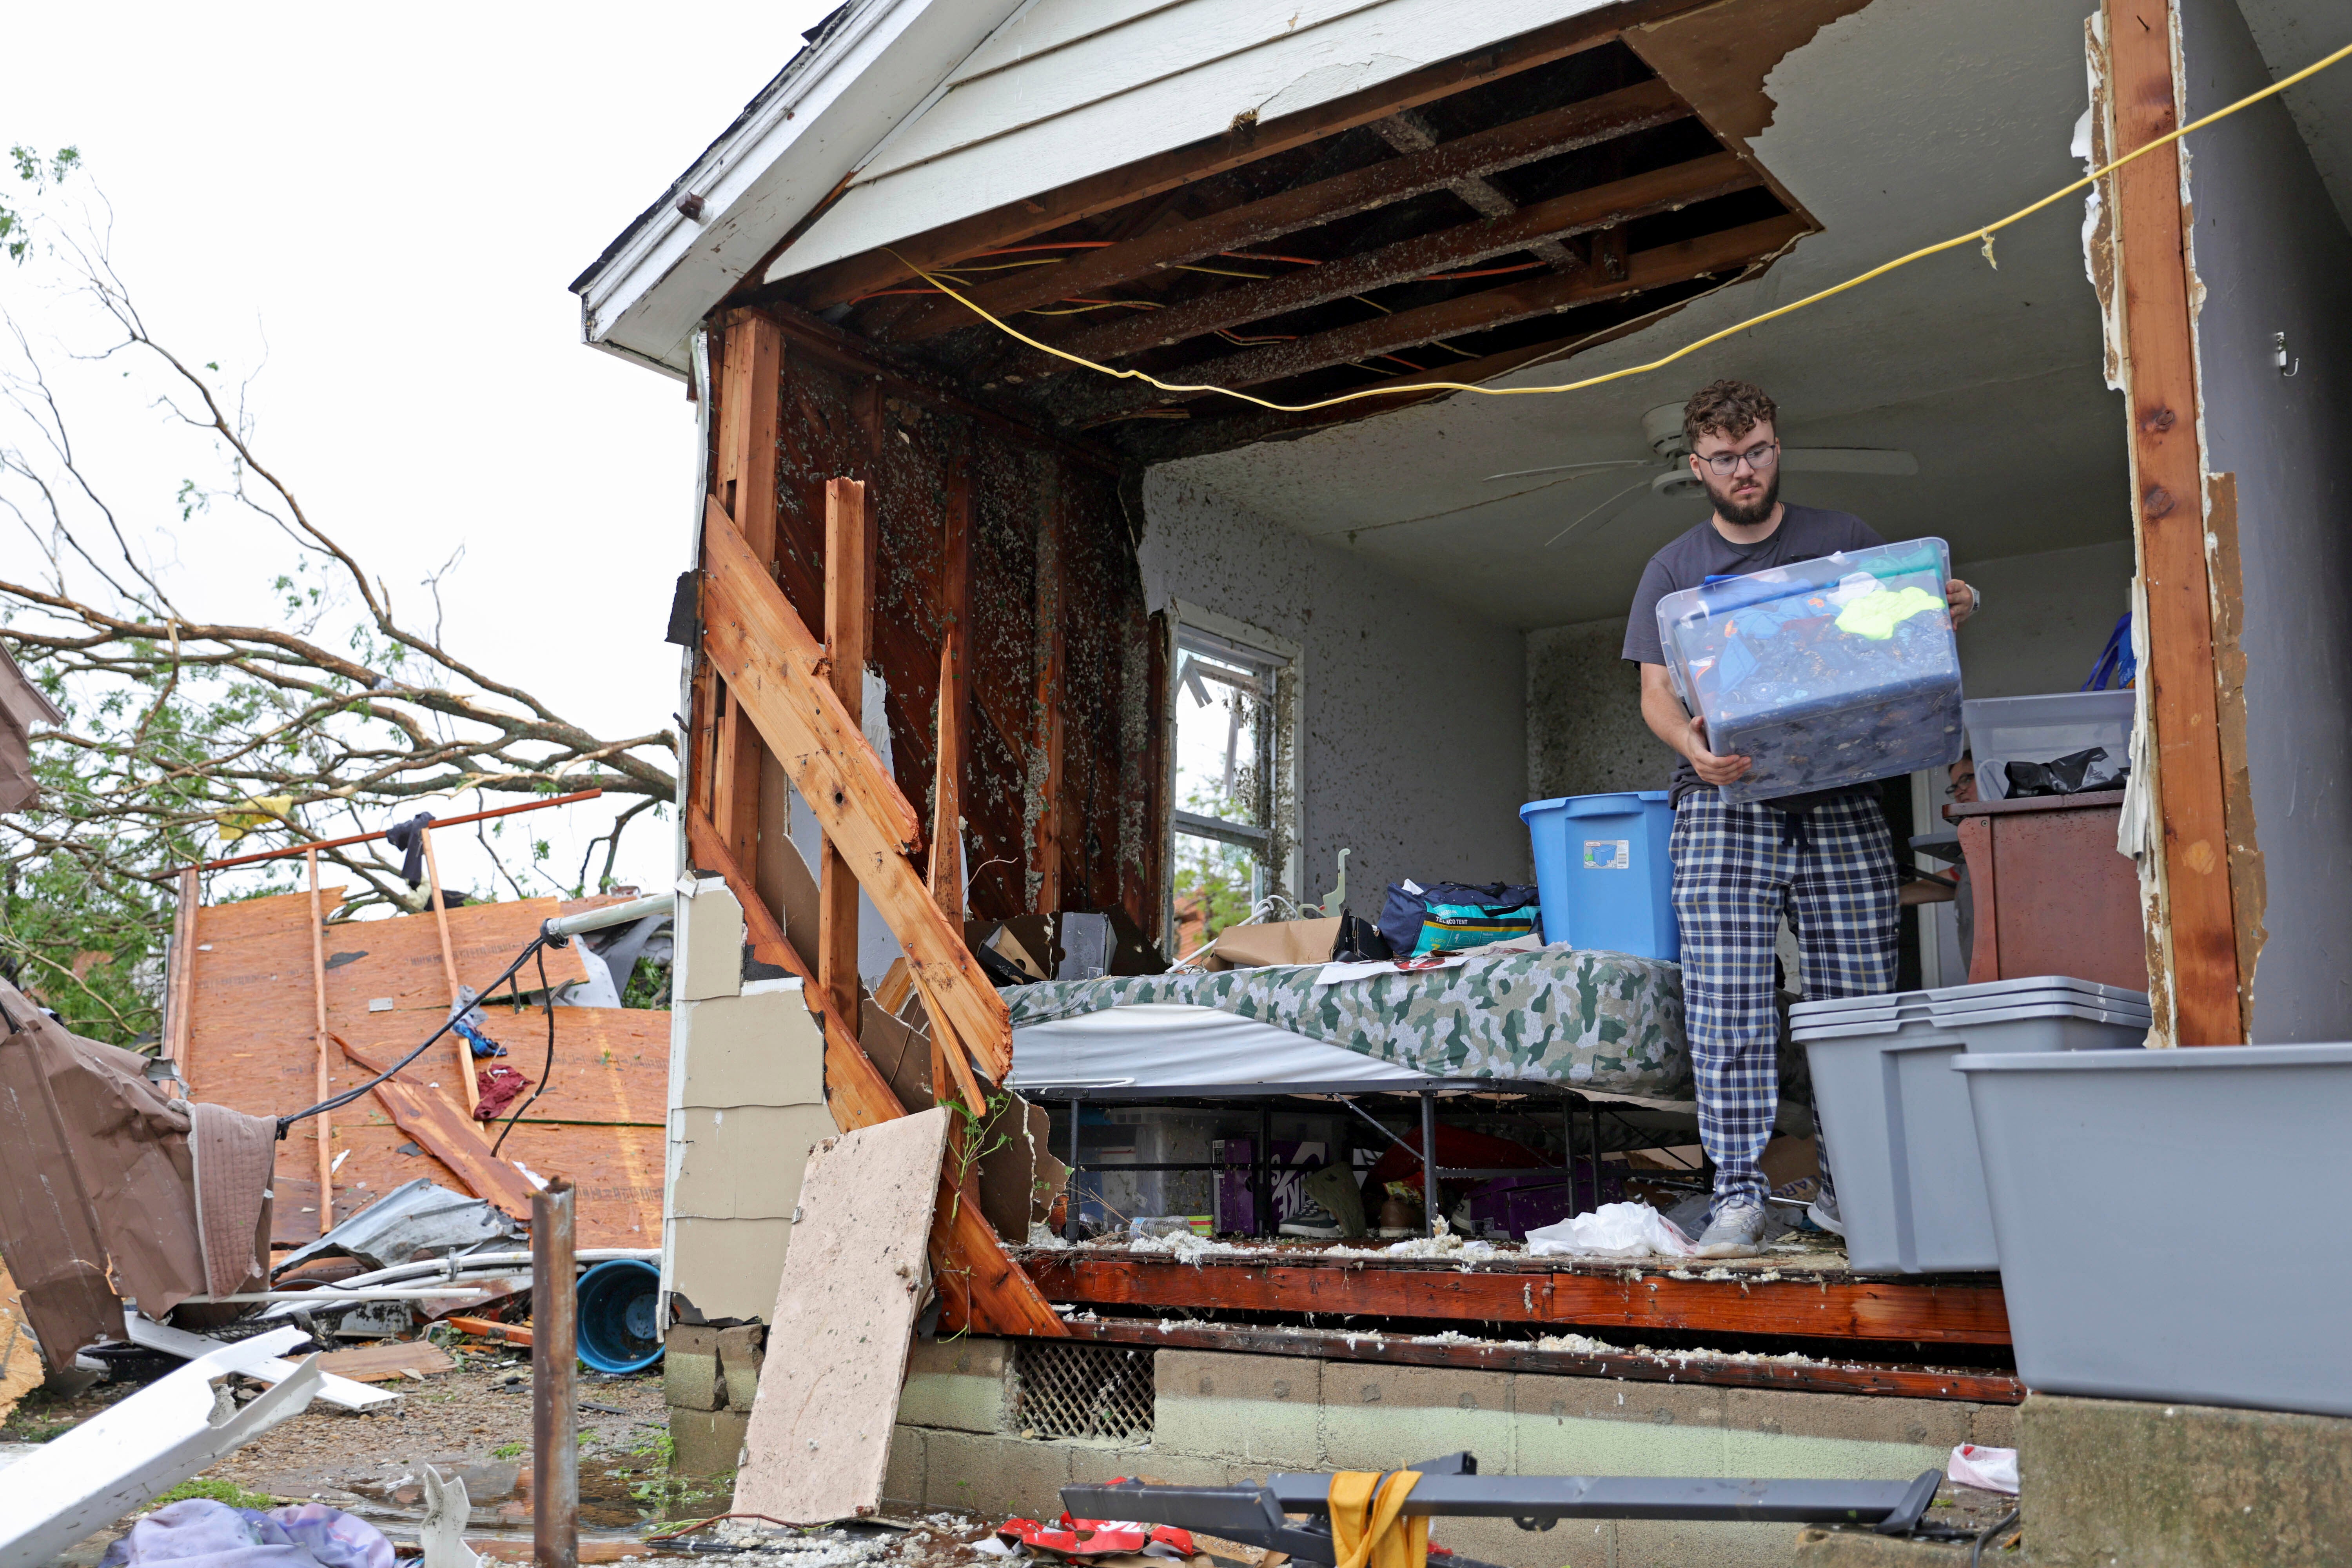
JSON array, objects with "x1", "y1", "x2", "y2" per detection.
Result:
[
  {"x1": 490, "y1": 945, "x2": 559, "y2": 1158},
  {"x1": 1970, "y1": 1509, "x2": 2021, "y2": 1567},
  {"x1": 275, "y1": 933, "x2": 559, "y2": 1135}
]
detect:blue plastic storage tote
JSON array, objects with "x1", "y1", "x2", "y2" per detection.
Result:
[
  {"x1": 1520, "y1": 792, "x2": 1678, "y2": 960},
  {"x1": 1656, "y1": 537, "x2": 1965, "y2": 804}
]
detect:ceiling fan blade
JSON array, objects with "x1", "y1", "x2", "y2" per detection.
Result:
[
  {"x1": 1543, "y1": 477, "x2": 1653, "y2": 547},
  {"x1": 1779, "y1": 448, "x2": 1919, "y2": 476},
  {"x1": 1483, "y1": 459, "x2": 1653, "y2": 483}
]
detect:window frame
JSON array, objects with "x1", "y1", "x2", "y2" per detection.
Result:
[{"x1": 1164, "y1": 600, "x2": 1303, "y2": 945}]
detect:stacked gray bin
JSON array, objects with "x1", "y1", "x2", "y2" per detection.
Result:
[
  {"x1": 1954, "y1": 1043, "x2": 2352, "y2": 1416},
  {"x1": 1791, "y1": 976, "x2": 2149, "y2": 1272}
]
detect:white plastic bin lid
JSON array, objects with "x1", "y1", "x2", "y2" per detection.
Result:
[
  {"x1": 1792, "y1": 987, "x2": 2151, "y2": 1027},
  {"x1": 1791, "y1": 975, "x2": 2148, "y2": 1019},
  {"x1": 1793, "y1": 999, "x2": 2153, "y2": 1042}
]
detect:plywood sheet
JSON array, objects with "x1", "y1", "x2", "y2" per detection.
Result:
[
  {"x1": 179, "y1": 888, "x2": 668, "y2": 1249},
  {"x1": 731, "y1": 1109, "x2": 949, "y2": 1524}
]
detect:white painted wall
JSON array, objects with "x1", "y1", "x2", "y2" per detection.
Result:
[
  {"x1": 1139, "y1": 468, "x2": 1531, "y2": 915},
  {"x1": 2181, "y1": 0, "x2": 2352, "y2": 1043}
]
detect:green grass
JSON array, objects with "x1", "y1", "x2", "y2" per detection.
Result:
[
  {"x1": 492, "y1": 1442, "x2": 526, "y2": 1460},
  {"x1": 149, "y1": 1479, "x2": 279, "y2": 1511}
]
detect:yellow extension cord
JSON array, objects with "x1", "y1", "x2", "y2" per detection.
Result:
[
  {"x1": 1327, "y1": 1470, "x2": 1429, "y2": 1568},
  {"x1": 887, "y1": 37, "x2": 2352, "y2": 418}
]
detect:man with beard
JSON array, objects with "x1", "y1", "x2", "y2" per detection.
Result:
[{"x1": 1620, "y1": 379, "x2": 1978, "y2": 1257}]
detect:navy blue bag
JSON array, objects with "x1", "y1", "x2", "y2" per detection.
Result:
[{"x1": 1377, "y1": 880, "x2": 1543, "y2": 958}]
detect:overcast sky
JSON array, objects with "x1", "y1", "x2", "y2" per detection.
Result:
[{"x1": 3, "y1": 2, "x2": 838, "y2": 903}]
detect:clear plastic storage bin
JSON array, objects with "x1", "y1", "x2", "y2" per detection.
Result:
[
  {"x1": 1962, "y1": 691, "x2": 2134, "y2": 800},
  {"x1": 1657, "y1": 537, "x2": 1964, "y2": 804}
]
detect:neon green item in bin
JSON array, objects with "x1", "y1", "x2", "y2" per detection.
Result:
[{"x1": 1835, "y1": 585, "x2": 1947, "y2": 640}]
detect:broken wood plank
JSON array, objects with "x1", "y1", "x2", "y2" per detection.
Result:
[
  {"x1": 1055, "y1": 1318, "x2": 2025, "y2": 1405},
  {"x1": 793, "y1": 11, "x2": 1699, "y2": 311},
  {"x1": 444, "y1": 1315, "x2": 531, "y2": 1347},
  {"x1": 316, "y1": 1339, "x2": 457, "y2": 1382},
  {"x1": 733, "y1": 1109, "x2": 952, "y2": 1524},
  {"x1": 1021, "y1": 1255, "x2": 2011, "y2": 1345},
  {"x1": 336, "y1": 1035, "x2": 538, "y2": 1220},
  {"x1": 421, "y1": 830, "x2": 482, "y2": 1114},
  {"x1": 712, "y1": 314, "x2": 786, "y2": 878},
  {"x1": 1047, "y1": 151, "x2": 1759, "y2": 368},
  {"x1": 307, "y1": 851, "x2": 335, "y2": 1238},
  {"x1": 820, "y1": 477, "x2": 870, "y2": 1040},
  {"x1": 163, "y1": 867, "x2": 197, "y2": 1086},
  {"x1": 882, "y1": 80, "x2": 1697, "y2": 342},
  {"x1": 700, "y1": 500, "x2": 1011, "y2": 1078},
  {"x1": 2103, "y1": 0, "x2": 2240, "y2": 1044},
  {"x1": 1062, "y1": 213, "x2": 1808, "y2": 425}
]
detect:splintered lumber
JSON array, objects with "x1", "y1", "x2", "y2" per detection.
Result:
[
  {"x1": 2103, "y1": 0, "x2": 2239, "y2": 1042},
  {"x1": 445, "y1": 1315, "x2": 532, "y2": 1347},
  {"x1": 419, "y1": 828, "x2": 481, "y2": 1114},
  {"x1": 337, "y1": 1035, "x2": 537, "y2": 1220},
  {"x1": 699, "y1": 498, "x2": 1012, "y2": 1077},
  {"x1": 819, "y1": 478, "x2": 870, "y2": 1041},
  {"x1": 732, "y1": 1110, "x2": 951, "y2": 1524}
]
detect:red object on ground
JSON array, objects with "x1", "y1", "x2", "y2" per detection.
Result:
[
  {"x1": 998, "y1": 1505, "x2": 1196, "y2": 1560},
  {"x1": 1367, "y1": 1123, "x2": 1548, "y2": 1195},
  {"x1": 474, "y1": 1065, "x2": 532, "y2": 1121}
]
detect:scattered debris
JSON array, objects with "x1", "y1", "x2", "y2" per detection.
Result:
[
  {"x1": 0, "y1": 1327, "x2": 322, "y2": 1568},
  {"x1": 123, "y1": 1313, "x2": 395, "y2": 1414},
  {"x1": 277, "y1": 1180, "x2": 523, "y2": 1277}
]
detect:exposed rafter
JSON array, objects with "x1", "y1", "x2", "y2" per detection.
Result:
[
  {"x1": 880, "y1": 80, "x2": 1692, "y2": 342},
  {"x1": 1050, "y1": 213, "x2": 1808, "y2": 428},
  {"x1": 783, "y1": 4, "x2": 1719, "y2": 313}
]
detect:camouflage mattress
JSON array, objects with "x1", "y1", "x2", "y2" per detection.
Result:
[{"x1": 1002, "y1": 946, "x2": 1692, "y2": 1098}]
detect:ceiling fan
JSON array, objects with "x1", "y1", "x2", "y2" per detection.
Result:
[{"x1": 1485, "y1": 404, "x2": 1920, "y2": 546}]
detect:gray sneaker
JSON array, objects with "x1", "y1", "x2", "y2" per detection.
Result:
[
  {"x1": 1806, "y1": 1183, "x2": 1846, "y2": 1238},
  {"x1": 1694, "y1": 1199, "x2": 1768, "y2": 1258}
]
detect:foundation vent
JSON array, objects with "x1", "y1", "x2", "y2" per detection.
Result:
[{"x1": 1010, "y1": 1341, "x2": 1155, "y2": 1441}]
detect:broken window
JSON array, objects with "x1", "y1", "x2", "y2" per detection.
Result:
[{"x1": 1169, "y1": 618, "x2": 1294, "y2": 958}]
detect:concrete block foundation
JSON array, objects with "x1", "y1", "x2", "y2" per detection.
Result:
[{"x1": 888, "y1": 1340, "x2": 2003, "y2": 1567}]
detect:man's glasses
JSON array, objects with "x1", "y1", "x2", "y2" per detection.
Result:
[{"x1": 1697, "y1": 442, "x2": 1780, "y2": 476}]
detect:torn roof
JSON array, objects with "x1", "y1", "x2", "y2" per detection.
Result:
[{"x1": 571, "y1": 0, "x2": 1622, "y2": 377}]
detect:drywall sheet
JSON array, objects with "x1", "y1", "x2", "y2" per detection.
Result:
[{"x1": 731, "y1": 1108, "x2": 949, "y2": 1524}]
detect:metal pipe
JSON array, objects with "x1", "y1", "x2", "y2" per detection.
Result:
[
  {"x1": 533, "y1": 1178, "x2": 579, "y2": 1568},
  {"x1": 1419, "y1": 1091, "x2": 1439, "y2": 1239},
  {"x1": 543, "y1": 891, "x2": 675, "y2": 942}
]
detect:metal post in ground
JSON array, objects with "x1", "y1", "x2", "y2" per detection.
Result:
[
  {"x1": 1419, "y1": 1091, "x2": 1439, "y2": 1239},
  {"x1": 533, "y1": 1177, "x2": 578, "y2": 1568}
]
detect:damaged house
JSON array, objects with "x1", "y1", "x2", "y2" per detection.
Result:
[{"x1": 567, "y1": 0, "x2": 2351, "y2": 1560}]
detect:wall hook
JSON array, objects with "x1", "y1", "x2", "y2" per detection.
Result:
[{"x1": 2274, "y1": 331, "x2": 2299, "y2": 378}]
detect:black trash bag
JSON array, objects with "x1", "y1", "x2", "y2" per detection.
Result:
[{"x1": 2004, "y1": 745, "x2": 2126, "y2": 798}]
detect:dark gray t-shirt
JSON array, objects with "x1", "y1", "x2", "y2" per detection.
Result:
[{"x1": 1622, "y1": 505, "x2": 1887, "y2": 805}]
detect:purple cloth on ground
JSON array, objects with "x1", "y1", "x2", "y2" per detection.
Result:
[{"x1": 104, "y1": 1499, "x2": 393, "y2": 1568}]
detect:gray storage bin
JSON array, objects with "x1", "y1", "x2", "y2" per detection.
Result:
[
  {"x1": 1955, "y1": 1044, "x2": 2352, "y2": 1416},
  {"x1": 1793, "y1": 982, "x2": 2146, "y2": 1273},
  {"x1": 1796, "y1": 974, "x2": 2149, "y2": 1020}
]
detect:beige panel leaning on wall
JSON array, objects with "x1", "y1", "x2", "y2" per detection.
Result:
[{"x1": 662, "y1": 875, "x2": 838, "y2": 1326}]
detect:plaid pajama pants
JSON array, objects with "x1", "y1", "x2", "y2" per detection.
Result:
[{"x1": 1670, "y1": 789, "x2": 1898, "y2": 1210}]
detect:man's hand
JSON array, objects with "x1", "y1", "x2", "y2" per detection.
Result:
[
  {"x1": 1682, "y1": 716, "x2": 1752, "y2": 785},
  {"x1": 1947, "y1": 578, "x2": 1978, "y2": 626}
]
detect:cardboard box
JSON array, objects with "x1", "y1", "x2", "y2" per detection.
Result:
[{"x1": 1200, "y1": 917, "x2": 1341, "y2": 971}]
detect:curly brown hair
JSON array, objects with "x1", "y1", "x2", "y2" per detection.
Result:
[{"x1": 1682, "y1": 379, "x2": 1778, "y2": 446}]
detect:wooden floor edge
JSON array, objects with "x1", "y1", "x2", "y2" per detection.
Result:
[{"x1": 1044, "y1": 1318, "x2": 2024, "y2": 1405}]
